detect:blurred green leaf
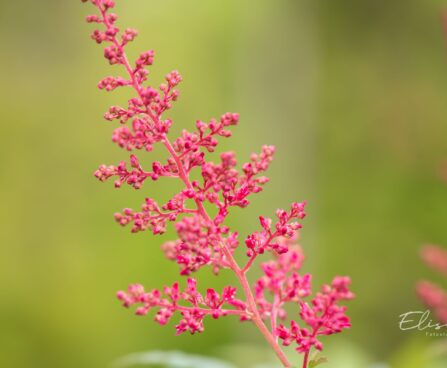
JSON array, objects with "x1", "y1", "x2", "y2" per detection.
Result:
[
  {"x1": 309, "y1": 354, "x2": 328, "y2": 367},
  {"x1": 112, "y1": 350, "x2": 236, "y2": 368},
  {"x1": 389, "y1": 337, "x2": 447, "y2": 368}
]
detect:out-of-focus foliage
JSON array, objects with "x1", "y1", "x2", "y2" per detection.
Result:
[
  {"x1": 112, "y1": 350, "x2": 236, "y2": 368},
  {"x1": 1, "y1": 0, "x2": 447, "y2": 367}
]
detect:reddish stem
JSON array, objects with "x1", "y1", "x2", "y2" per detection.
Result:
[
  {"x1": 302, "y1": 317, "x2": 324, "y2": 368},
  {"x1": 173, "y1": 305, "x2": 250, "y2": 317},
  {"x1": 242, "y1": 232, "x2": 276, "y2": 274},
  {"x1": 242, "y1": 254, "x2": 257, "y2": 274},
  {"x1": 271, "y1": 293, "x2": 280, "y2": 342},
  {"x1": 302, "y1": 351, "x2": 309, "y2": 368}
]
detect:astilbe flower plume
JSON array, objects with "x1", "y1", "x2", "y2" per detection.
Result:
[
  {"x1": 82, "y1": 1, "x2": 354, "y2": 367},
  {"x1": 417, "y1": 245, "x2": 447, "y2": 324}
]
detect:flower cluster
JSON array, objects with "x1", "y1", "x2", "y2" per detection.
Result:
[
  {"x1": 117, "y1": 279, "x2": 248, "y2": 334},
  {"x1": 161, "y1": 216, "x2": 239, "y2": 275},
  {"x1": 253, "y1": 241, "x2": 353, "y2": 356},
  {"x1": 82, "y1": 1, "x2": 353, "y2": 367},
  {"x1": 417, "y1": 245, "x2": 447, "y2": 324},
  {"x1": 245, "y1": 202, "x2": 306, "y2": 260},
  {"x1": 254, "y1": 241, "x2": 311, "y2": 320},
  {"x1": 277, "y1": 276, "x2": 353, "y2": 354}
]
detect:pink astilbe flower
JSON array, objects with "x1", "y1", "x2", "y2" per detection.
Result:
[
  {"x1": 417, "y1": 281, "x2": 447, "y2": 324},
  {"x1": 81, "y1": 1, "x2": 353, "y2": 367},
  {"x1": 417, "y1": 245, "x2": 447, "y2": 324},
  {"x1": 421, "y1": 245, "x2": 447, "y2": 277}
]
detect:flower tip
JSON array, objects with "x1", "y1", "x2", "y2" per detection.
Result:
[{"x1": 135, "y1": 307, "x2": 148, "y2": 316}]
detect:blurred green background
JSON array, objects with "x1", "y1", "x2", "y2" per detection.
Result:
[{"x1": 1, "y1": 0, "x2": 447, "y2": 367}]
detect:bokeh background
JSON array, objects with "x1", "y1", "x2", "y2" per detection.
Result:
[{"x1": 1, "y1": 0, "x2": 447, "y2": 367}]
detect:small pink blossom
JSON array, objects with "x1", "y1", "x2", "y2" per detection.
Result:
[
  {"x1": 136, "y1": 50, "x2": 155, "y2": 68},
  {"x1": 122, "y1": 28, "x2": 138, "y2": 44},
  {"x1": 98, "y1": 76, "x2": 130, "y2": 91}
]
